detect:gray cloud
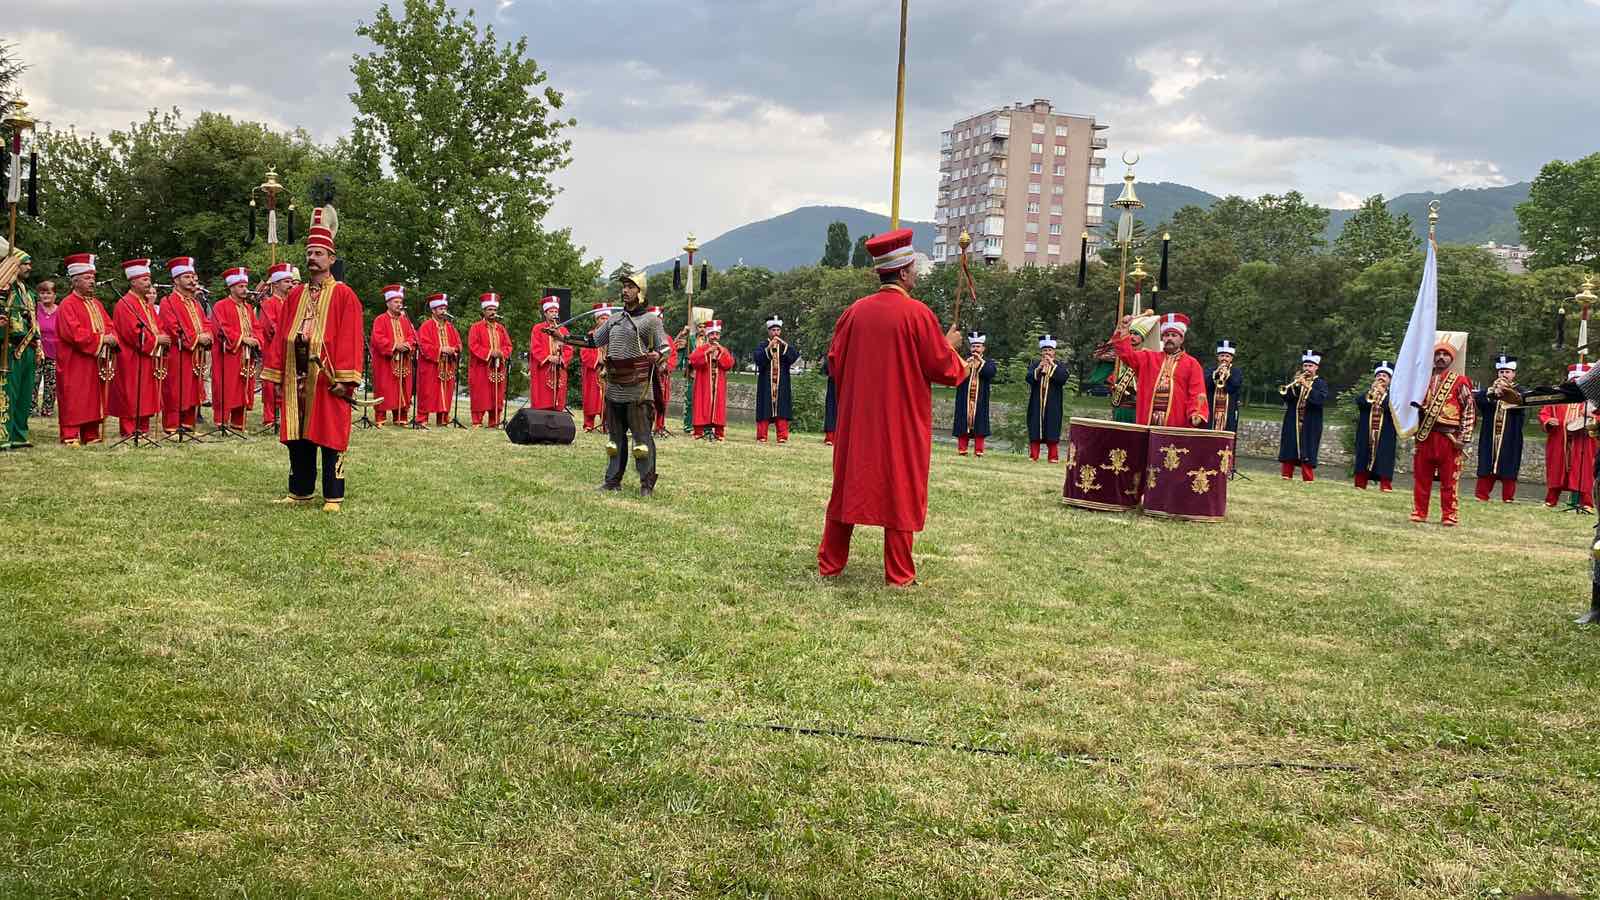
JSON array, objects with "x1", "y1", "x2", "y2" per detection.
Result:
[{"x1": 11, "y1": 0, "x2": 1600, "y2": 267}]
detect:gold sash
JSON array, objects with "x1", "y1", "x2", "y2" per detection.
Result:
[{"x1": 279, "y1": 280, "x2": 336, "y2": 443}]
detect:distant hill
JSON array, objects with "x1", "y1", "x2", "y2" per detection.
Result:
[
  {"x1": 645, "y1": 182, "x2": 1529, "y2": 274},
  {"x1": 646, "y1": 206, "x2": 936, "y2": 274},
  {"x1": 1324, "y1": 182, "x2": 1530, "y2": 245}
]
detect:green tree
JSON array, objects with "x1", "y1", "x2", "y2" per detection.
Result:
[
  {"x1": 1517, "y1": 153, "x2": 1600, "y2": 270},
  {"x1": 0, "y1": 40, "x2": 23, "y2": 123},
  {"x1": 850, "y1": 234, "x2": 872, "y2": 268},
  {"x1": 348, "y1": 0, "x2": 596, "y2": 333},
  {"x1": 1333, "y1": 194, "x2": 1420, "y2": 267},
  {"x1": 820, "y1": 221, "x2": 850, "y2": 268}
]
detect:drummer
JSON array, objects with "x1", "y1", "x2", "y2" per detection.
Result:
[{"x1": 1106, "y1": 312, "x2": 1208, "y2": 428}]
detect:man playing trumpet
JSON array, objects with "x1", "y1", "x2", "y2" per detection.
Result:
[
  {"x1": 1474, "y1": 354, "x2": 1526, "y2": 503},
  {"x1": 1353, "y1": 361, "x2": 1398, "y2": 492},
  {"x1": 1277, "y1": 351, "x2": 1328, "y2": 482},
  {"x1": 752, "y1": 315, "x2": 800, "y2": 443},
  {"x1": 109, "y1": 258, "x2": 168, "y2": 439},
  {"x1": 1025, "y1": 334, "x2": 1069, "y2": 462}
]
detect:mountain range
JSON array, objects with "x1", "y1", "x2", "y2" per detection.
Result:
[{"x1": 646, "y1": 183, "x2": 1530, "y2": 273}]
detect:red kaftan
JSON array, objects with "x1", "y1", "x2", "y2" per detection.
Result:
[
  {"x1": 580, "y1": 344, "x2": 605, "y2": 418},
  {"x1": 157, "y1": 292, "x2": 212, "y2": 415},
  {"x1": 1540, "y1": 404, "x2": 1598, "y2": 492},
  {"x1": 467, "y1": 320, "x2": 512, "y2": 417},
  {"x1": 688, "y1": 342, "x2": 734, "y2": 426},
  {"x1": 55, "y1": 290, "x2": 112, "y2": 429},
  {"x1": 1110, "y1": 336, "x2": 1209, "y2": 427},
  {"x1": 210, "y1": 297, "x2": 260, "y2": 415},
  {"x1": 530, "y1": 322, "x2": 573, "y2": 411},
  {"x1": 416, "y1": 318, "x2": 461, "y2": 416},
  {"x1": 109, "y1": 290, "x2": 165, "y2": 418},
  {"x1": 825, "y1": 286, "x2": 966, "y2": 532},
  {"x1": 259, "y1": 295, "x2": 284, "y2": 420},
  {"x1": 369, "y1": 312, "x2": 417, "y2": 413},
  {"x1": 259, "y1": 279, "x2": 365, "y2": 453}
]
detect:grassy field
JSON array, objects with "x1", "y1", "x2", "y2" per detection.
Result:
[{"x1": 4, "y1": 412, "x2": 1599, "y2": 898}]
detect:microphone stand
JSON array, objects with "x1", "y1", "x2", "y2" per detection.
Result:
[
  {"x1": 207, "y1": 315, "x2": 249, "y2": 441},
  {"x1": 162, "y1": 324, "x2": 201, "y2": 445},
  {"x1": 447, "y1": 348, "x2": 467, "y2": 429},
  {"x1": 355, "y1": 332, "x2": 375, "y2": 430},
  {"x1": 406, "y1": 335, "x2": 427, "y2": 430},
  {"x1": 110, "y1": 319, "x2": 161, "y2": 449}
]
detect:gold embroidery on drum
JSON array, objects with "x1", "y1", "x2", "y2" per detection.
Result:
[
  {"x1": 1187, "y1": 466, "x2": 1219, "y2": 494},
  {"x1": 1075, "y1": 464, "x2": 1102, "y2": 493},
  {"x1": 1159, "y1": 443, "x2": 1189, "y2": 471},
  {"x1": 1099, "y1": 447, "x2": 1129, "y2": 474}
]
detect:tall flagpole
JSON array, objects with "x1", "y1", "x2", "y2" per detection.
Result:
[{"x1": 890, "y1": 0, "x2": 908, "y2": 229}]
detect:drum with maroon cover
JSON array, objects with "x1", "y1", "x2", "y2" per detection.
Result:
[
  {"x1": 1141, "y1": 425, "x2": 1232, "y2": 522},
  {"x1": 1061, "y1": 417, "x2": 1150, "y2": 512}
]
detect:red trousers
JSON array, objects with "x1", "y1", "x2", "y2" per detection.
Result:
[
  {"x1": 163, "y1": 406, "x2": 197, "y2": 433},
  {"x1": 1474, "y1": 476, "x2": 1517, "y2": 502},
  {"x1": 1412, "y1": 432, "x2": 1462, "y2": 521},
  {"x1": 375, "y1": 407, "x2": 411, "y2": 425},
  {"x1": 1353, "y1": 472, "x2": 1392, "y2": 491},
  {"x1": 61, "y1": 421, "x2": 104, "y2": 444},
  {"x1": 472, "y1": 410, "x2": 503, "y2": 427},
  {"x1": 262, "y1": 382, "x2": 279, "y2": 425},
  {"x1": 1029, "y1": 440, "x2": 1061, "y2": 462},
  {"x1": 756, "y1": 419, "x2": 789, "y2": 442},
  {"x1": 818, "y1": 518, "x2": 917, "y2": 586},
  {"x1": 1281, "y1": 461, "x2": 1315, "y2": 481},
  {"x1": 957, "y1": 434, "x2": 986, "y2": 455},
  {"x1": 655, "y1": 407, "x2": 668, "y2": 432},
  {"x1": 1545, "y1": 486, "x2": 1594, "y2": 508},
  {"x1": 823, "y1": 431, "x2": 835, "y2": 445},
  {"x1": 695, "y1": 424, "x2": 726, "y2": 440},
  {"x1": 118, "y1": 416, "x2": 153, "y2": 437}
]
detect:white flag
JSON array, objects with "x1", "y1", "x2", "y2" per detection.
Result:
[
  {"x1": 1389, "y1": 239, "x2": 1438, "y2": 437},
  {"x1": 4, "y1": 151, "x2": 18, "y2": 205}
]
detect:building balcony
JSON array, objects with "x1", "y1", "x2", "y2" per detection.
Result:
[
  {"x1": 982, "y1": 244, "x2": 1003, "y2": 259},
  {"x1": 1090, "y1": 135, "x2": 1107, "y2": 149},
  {"x1": 994, "y1": 117, "x2": 1010, "y2": 138},
  {"x1": 989, "y1": 139, "x2": 1008, "y2": 157},
  {"x1": 1086, "y1": 214, "x2": 1103, "y2": 227},
  {"x1": 1089, "y1": 155, "x2": 1106, "y2": 168}
]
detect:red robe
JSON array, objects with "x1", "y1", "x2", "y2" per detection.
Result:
[
  {"x1": 370, "y1": 311, "x2": 417, "y2": 413},
  {"x1": 1110, "y1": 336, "x2": 1209, "y2": 427},
  {"x1": 55, "y1": 290, "x2": 113, "y2": 428},
  {"x1": 580, "y1": 342, "x2": 605, "y2": 418},
  {"x1": 210, "y1": 296, "x2": 260, "y2": 415},
  {"x1": 258, "y1": 295, "x2": 285, "y2": 419},
  {"x1": 1540, "y1": 403, "x2": 1597, "y2": 492},
  {"x1": 529, "y1": 322, "x2": 573, "y2": 410},
  {"x1": 109, "y1": 290, "x2": 165, "y2": 418},
  {"x1": 416, "y1": 317, "x2": 462, "y2": 416},
  {"x1": 826, "y1": 286, "x2": 966, "y2": 532},
  {"x1": 655, "y1": 340, "x2": 677, "y2": 415},
  {"x1": 467, "y1": 319, "x2": 512, "y2": 416},
  {"x1": 260, "y1": 279, "x2": 365, "y2": 452},
  {"x1": 157, "y1": 292, "x2": 212, "y2": 414},
  {"x1": 688, "y1": 342, "x2": 735, "y2": 426}
]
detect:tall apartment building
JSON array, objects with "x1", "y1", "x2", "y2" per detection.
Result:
[{"x1": 933, "y1": 99, "x2": 1108, "y2": 269}]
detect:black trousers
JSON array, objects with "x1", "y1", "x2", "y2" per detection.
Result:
[
  {"x1": 287, "y1": 439, "x2": 345, "y2": 500},
  {"x1": 605, "y1": 398, "x2": 656, "y2": 486}
]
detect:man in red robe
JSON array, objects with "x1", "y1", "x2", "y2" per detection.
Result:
[
  {"x1": 259, "y1": 208, "x2": 364, "y2": 511},
  {"x1": 648, "y1": 305, "x2": 676, "y2": 437},
  {"x1": 369, "y1": 284, "x2": 416, "y2": 426},
  {"x1": 157, "y1": 256, "x2": 213, "y2": 435},
  {"x1": 209, "y1": 267, "x2": 261, "y2": 430},
  {"x1": 1410, "y1": 341, "x2": 1476, "y2": 526},
  {"x1": 579, "y1": 303, "x2": 610, "y2": 431},
  {"x1": 109, "y1": 258, "x2": 168, "y2": 438},
  {"x1": 55, "y1": 253, "x2": 115, "y2": 446},
  {"x1": 688, "y1": 319, "x2": 733, "y2": 440},
  {"x1": 257, "y1": 262, "x2": 294, "y2": 427},
  {"x1": 415, "y1": 293, "x2": 461, "y2": 426},
  {"x1": 529, "y1": 294, "x2": 572, "y2": 411},
  {"x1": 467, "y1": 293, "x2": 512, "y2": 427},
  {"x1": 819, "y1": 229, "x2": 965, "y2": 587},
  {"x1": 1108, "y1": 311, "x2": 1208, "y2": 427},
  {"x1": 1540, "y1": 362, "x2": 1597, "y2": 511}
]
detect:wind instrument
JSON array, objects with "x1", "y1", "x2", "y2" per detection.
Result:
[{"x1": 97, "y1": 339, "x2": 116, "y2": 381}]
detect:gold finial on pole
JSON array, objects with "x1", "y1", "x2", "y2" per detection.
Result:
[
  {"x1": 889, "y1": 0, "x2": 909, "y2": 229},
  {"x1": 1427, "y1": 200, "x2": 1440, "y2": 241},
  {"x1": 4, "y1": 98, "x2": 38, "y2": 258},
  {"x1": 1578, "y1": 275, "x2": 1597, "y2": 363},
  {"x1": 255, "y1": 168, "x2": 287, "y2": 265}
]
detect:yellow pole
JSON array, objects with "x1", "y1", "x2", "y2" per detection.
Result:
[{"x1": 890, "y1": 0, "x2": 908, "y2": 229}]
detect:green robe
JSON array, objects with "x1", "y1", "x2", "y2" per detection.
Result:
[
  {"x1": 3, "y1": 278, "x2": 40, "y2": 447},
  {"x1": 1088, "y1": 359, "x2": 1138, "y2": 424}
]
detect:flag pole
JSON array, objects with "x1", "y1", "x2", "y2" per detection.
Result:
[{"x1": 890, "y1": 0, "x2": 908, "y2": 229}]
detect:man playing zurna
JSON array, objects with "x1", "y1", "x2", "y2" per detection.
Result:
[{"x1": 752, "y1": 315, "x2": 800, "y2": 443}]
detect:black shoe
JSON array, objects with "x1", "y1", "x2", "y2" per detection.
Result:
[
  {"x1": 640, "y1": 473, "x2": 658, "y2": 498},
  {"x1": 598, "y1": 481, "x2": 622, "y2": 492},
  {"x1": 1579, "y1": 586, "x2": 1600, "y2": 625}
]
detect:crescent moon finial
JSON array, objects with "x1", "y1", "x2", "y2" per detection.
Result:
[{"x1": 1122, "y1": 151, "x2": 1140, "y2": 167}]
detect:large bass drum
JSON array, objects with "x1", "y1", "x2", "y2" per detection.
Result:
[
  {"x1": 1141, "y1": 426, "x2": 1232, "y2": 522},
  {"x1": 1061, "y1": 417, "x2": 1149, "y2": 512}
]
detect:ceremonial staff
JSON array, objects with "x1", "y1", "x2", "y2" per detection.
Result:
[
  {"x1": 1107, "y1": 152, "x2": 1145, "y2": 391},
  {"x1": 1, "y1": 100, "x2": 37, "y2": 385},
  {"x1": 889, "y1": 0, "x2": 908, "y2": 228},
  {"x1": 953, "y1": 231, "x2": 976, "y2": 331},
  {"x1": 248, "y1": 169, "x2": 295, "y2": 266}
]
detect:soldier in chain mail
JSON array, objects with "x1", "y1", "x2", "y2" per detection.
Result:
[{"x1": 567, "y1": 271, "x2": 670, "y2": 496}]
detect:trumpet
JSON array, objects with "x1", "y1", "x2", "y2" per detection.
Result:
[
  {"x1": 152, "y1": 340, "x2": 169, "y2": 381},
  {"x1": 1213, "y1": 362, "x2": 1232, "y2": 387},
  {"x1": 1279, "y1": 371, "x2": 1311, "y2": 396},
  {"x1": 97, "y1": 340, "x2": 116, "y2": 382}
]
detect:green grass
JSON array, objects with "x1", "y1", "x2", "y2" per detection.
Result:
[{"x1": 4, "y1": 412, "x2": 1599, "y2": 897}]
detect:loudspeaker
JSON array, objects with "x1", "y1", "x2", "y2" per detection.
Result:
[
  {"x1": 542, "y1": 287, "x2": 572, "y2": 323},
  {"x1": 506, "y1": 408, "x2": 576, "y2": 445}
]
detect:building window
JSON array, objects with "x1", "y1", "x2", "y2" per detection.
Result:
[
  {"x1": 1025, "y1": 242, "x2": 1038, "y2": 253},
  {"x1": 1032, "y1": 122, "x2": 1045, "y2": 134},
  {"x1": 1030, "y1": 142, "x2": 1043, "y2": 154},
  {"x1": 1055, "y1": 125, "x2": 1067, "y2": 137},
  {"x1": 1054, "y1": 164, "x2": 1066, "y2": 176},
  {"x1": 1054, "y1": 145, "x2": 1067, "y2": 157},
  {"x1": 1030, "y1": 162, "x2": 1042, "y2": 174},
  {"x1": 1028, "y1": 182, "x2": 1041, "y2": 194},
  {"x1": 1052, "y1": 185, "x2": 1065, "y2": 195},
  {"x1": 1025, "y1": 222, "x2": 1039, "y2": 234},
  {"x1": 1049, "y1": 224, "x2": 1062, "y2": 236},
  {"x1": 1027, "y1": 201, "x2": 1040, "y2": 213},
  {"x1": 1048, "y1": 244, "x2": 1061, "y2": 256},
  {"x1": 981, "y1": 162, "x2": 990, "y2": 174},
  {"x1": 1051, "y1": 205, "x2": 1064, "y2": 216}
]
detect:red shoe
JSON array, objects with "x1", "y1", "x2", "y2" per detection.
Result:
[
  {"x1": 1442, "y1": 516, "x2": 1459, "y2": 527},
  {"x1": 1409, "y1": 513, "x2": 1425, "y2": 523}
]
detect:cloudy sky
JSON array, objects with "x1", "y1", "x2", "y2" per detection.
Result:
[{"x1": 10, "y1": 0, "x2": 1600, "y2": 267}]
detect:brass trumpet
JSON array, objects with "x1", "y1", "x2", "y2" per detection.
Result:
[
  {"x1": 1213, "y1": 362, "x2": 1232, "y2": 387},
  {"x1": 1279, "y1": 372, "x2": 1311, "y2": 396}
]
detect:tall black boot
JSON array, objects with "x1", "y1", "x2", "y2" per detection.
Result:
[
  {"x1": 1579, "y1": 583, "x2": 1600, "y2": 625},
  {"x1": 639, "y1": 472, "x2": 657, "y2": 498}
]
